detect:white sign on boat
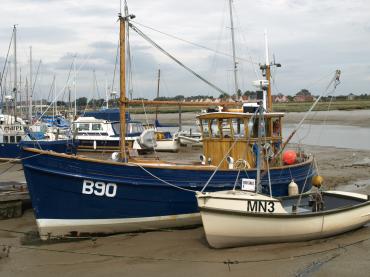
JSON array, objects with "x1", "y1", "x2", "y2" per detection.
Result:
[{"x1": 241, "y1": 178, "x2": 256, "y2": 192}]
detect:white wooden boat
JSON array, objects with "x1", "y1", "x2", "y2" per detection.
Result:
[{"x1": 196, "y1": 190, "x2": 370, "y2": 248}]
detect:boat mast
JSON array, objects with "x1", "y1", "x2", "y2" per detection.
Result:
[
  {"x1": 256, "y1": 101, "x2": 264, "y2": 192},
  {"x1": 29, "y1": 46, "x2": 33, "y2": 123},
  {"x1": 155, "y1": 69, "x2": 160, "y2": 121},
  {"x1": 13, "y1": 25, "x2": 17, "y2": 121},
  {"x1": 228, "y1": 0, "x2": 239, "y2": 97},
  {"x1": 264, "y1": 30, "x2": 272, "y2": 111},
  {"x1": 119, "y1": 5, "x2": 135, "y2": 161},
  {"x1": 74, "y1": 58, "x2": 77, "y2": 117}
]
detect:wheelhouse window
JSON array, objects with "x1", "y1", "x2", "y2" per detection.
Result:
[
  {"x1": 92, "y1": 123, "x2": 103, "y2": 131},
  {"x1": 78, "y1": 123, "x2": 90, "y2": 131},
  {"x1": 129, "y1": 123, "x2": 144, "y2": 134},
  {"x1": 112, "y1": 122, "x2": 120, "y2": 135},
  {"x1": 10, "y1": 136, "x2": 15, "y2": 143},
  {"x1": 220, "y1": 119, "x2": 233, "y2": 138},
  {"x1": 16, "y1": 136, "x2": 22, "y2": 142},
  {"x1": 3, "y1": 136, "x2": 9, "y2": 143},
  {"x1": 233, "y1": 119, "x2": 245, "y2": 138}
]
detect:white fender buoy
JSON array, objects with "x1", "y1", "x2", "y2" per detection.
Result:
[{"x1": 288, "y1": 180, "x2": 299, "y2": 196}]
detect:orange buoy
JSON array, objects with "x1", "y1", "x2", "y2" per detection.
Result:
[
  {"x1": 312, "y1": 175, "x2": 324, "y2": 187},
  {"x1": 283, "y1": 150, "x2": 297, "y2": 165}
]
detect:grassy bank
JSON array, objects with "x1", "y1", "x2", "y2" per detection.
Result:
[
  {"x1": 126, "y1": 100, "x2": 370, "y2": 114},
  {"x1": 272, "y1": 100, "x2": 370, "y2": 112}
]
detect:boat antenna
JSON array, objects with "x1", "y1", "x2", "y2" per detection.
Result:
[
  {"x1": 259, "y1": 30, "x2": 281, "y2": 112},
  {"x1": 119, "y1": 3, "x2": 135, "y2": 161},
  {"x1": 228, "y1": 0, "x2": 239, "y2": 97}
]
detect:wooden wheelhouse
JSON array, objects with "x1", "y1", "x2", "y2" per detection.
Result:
[{"x1": 197, "y1": 111, "x2": 284, "y2": 169}]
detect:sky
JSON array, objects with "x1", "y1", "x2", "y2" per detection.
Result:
[{"x1": 0, "y1": 0, "x2": 369, "y2": 102}]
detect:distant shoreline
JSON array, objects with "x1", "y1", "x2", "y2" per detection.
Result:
[{"x1": 132, "y1": 109, "x2": 370, "y2": 128}]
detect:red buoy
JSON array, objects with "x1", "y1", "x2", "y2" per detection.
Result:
[{"x1": 283, "y1": 150, "x2": 297, "y2": 165}]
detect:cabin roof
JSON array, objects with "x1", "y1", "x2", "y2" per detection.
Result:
[{"x1": 197, "y1": 111, "x2": 285, "y2": 120}]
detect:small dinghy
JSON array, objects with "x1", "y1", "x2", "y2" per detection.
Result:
[{"x1": 196, "y1": 189, "x2": 370, "y2": 248}]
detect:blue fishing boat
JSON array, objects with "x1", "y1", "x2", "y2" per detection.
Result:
[{"x1": 21, "y1": 9, "x2": 315, "y2": 239}]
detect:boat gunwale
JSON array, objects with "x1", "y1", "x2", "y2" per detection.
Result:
[
  {"x1": 198, "y1": 192, "x2": 370, "y2": 218},
  {"x1": 22, "y1": 147, "x2": 314, "y2": 172}
]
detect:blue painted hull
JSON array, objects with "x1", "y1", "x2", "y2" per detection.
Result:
[
  {"x1": 0, "y1": 140, "x2": 77, "y2": 160},
  {"x1": 21, "y1": 148, "x2": 315, "y2": 238}
]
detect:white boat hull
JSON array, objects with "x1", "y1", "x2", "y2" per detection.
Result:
[
  {"x1": 197, "y1": 191, "x2": 370, "y2": 248},
  {"x1": 155, "y1": 139, "x2": 180, "y2": 152},
  {"x1": 36, "y1": 213, "x2": 201, "y2": 240}
]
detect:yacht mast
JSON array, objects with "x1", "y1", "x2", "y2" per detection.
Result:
[
  {"x1": 155, "y1": 69, "x2": 160, "y2": 121},
  {"x1": 29, "y1": 46, "x2": 33, "y2": 122},
  {"x1": 13, "y1": 25, "x2": 17, "y2": 120},
  {"x1": 228, "y1": 0, "x2": 239, "y2": 96}
]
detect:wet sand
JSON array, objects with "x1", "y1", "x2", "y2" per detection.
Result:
[
  {"x1": 133, "y1": 109, "x2": 370, "y2": 128},
  {"x1": 0, "y1": 110, "x2": 370, "y2": 276}
]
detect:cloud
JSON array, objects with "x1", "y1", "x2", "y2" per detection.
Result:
[{"x1": 0, "y1": 0, "x2": 369, "y2": 99}]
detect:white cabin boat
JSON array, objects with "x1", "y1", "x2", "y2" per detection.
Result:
[{"x1": 73, "y1": 116, "x2": 155, "y2": 153}]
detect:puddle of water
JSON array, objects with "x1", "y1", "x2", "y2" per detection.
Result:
[{"x1": 284, "y1": 124, "x2": 370, "y2": 150}]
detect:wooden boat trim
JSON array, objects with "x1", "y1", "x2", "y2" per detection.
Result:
[
  {"x1": 23, "y1": 147, "x2": 314, "y2": 171},
  {"x1": 198, "y1": 191, "x2": 370, "y2": 202},
  {"x1": 199, "y1": 198, "x2": 370, "y2": 218},
  {"x1": 198, "y1": 112, "x2": 285, "y2": 120}
]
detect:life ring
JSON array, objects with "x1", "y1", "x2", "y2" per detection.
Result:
[{"x1": 234, "y1": 159, "x2": 251, "y2": 170}]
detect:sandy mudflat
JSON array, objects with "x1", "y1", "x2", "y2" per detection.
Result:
[
  {"x1": 132, "y1": 109, "x2": 370, "y2": 127},
  {"x1": 0, "y1": 109, "x2": 370, "y2": 276}
]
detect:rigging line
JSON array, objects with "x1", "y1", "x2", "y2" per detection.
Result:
[
  {"x1": 140, "y1": 98, "x2": 159, "y2": 159},
  {"x1": 129, "y1": 23, "x2": 230, "y2": 96},
  {"x1": 31, "y1": 60, "x2": 42, "y2": 98},
  {"x1": 131, "y1": 20, "x2": 259, "y2": 66},
  {"x1": 297, "y1": 83, "x2": 337, "y2": 145},
  {"x1": 130, "y1": 162, "x2": 196, "y2": 193},
  {"x1": 0, "y1": 30, "x2": 14, "y2": 101},
  {"x1": 0, "y1": 152, "x2": 42, "y2": 167},
  {"x1": 296, "y1": 159, "x2": 315, "y2": 208},
  {"x1": 232, "y1": 2, "x2": 260, "y2": 80},
  {"x1": 34, "y1": 52, "x2": 92, "y2": 122},
  {"x1": 60, "y1": 59, "x2": 75, "y2": 104},
  {"x1": 274, "y1": 70, "x2": 341, "y2": 159},
  {"x1": 127, "y1": 22, "x2": 134, "y2": 100},
  {"x1": 46, "y1": 75, "x2": 56, "y2": 104},
  {"x1": 316, "y1": 93, "x2": 335, "y2": 145},
  {"x1": 209, "y1": 0, "x2": 227, "y2": 80},
  {"x1": 111, "y1": 39, "x2": 119, "y2": 95}
]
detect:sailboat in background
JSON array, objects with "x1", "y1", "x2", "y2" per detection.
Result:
[
  {"x1": 21, "y1": 4, "x2": 316, "y2": 240},
  {"x1": 0, "y1": 26, "x2": 77, "y2": 161}
]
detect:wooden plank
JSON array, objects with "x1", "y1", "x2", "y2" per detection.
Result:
[{"x1": 0, "y1": 191, "x2": 29, "y2": 202}]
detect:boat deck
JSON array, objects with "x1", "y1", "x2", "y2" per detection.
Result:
[{"x1": 281, "y1": 191, "x2": 369, "y2": 214}]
